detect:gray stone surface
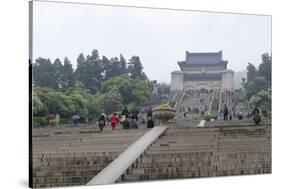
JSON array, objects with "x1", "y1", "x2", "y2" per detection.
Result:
[
  {"x1": 120, "y1": 122, "x2": 271, "y2": 182},
  {"x1": 87, "y1": 126, "x2": 167, "y2": 185}
]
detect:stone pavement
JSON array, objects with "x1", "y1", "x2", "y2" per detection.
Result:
[
  {"x1": 31, "y1": 119, "x2": 271, "y2": 187},
  {"x1": 119, "y1": 121, "x2": 271, "y2": 182},
  {"x1": 31, "y1": 125, "x2": 149, "y2": 188}
]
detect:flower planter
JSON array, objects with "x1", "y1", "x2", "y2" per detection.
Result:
[{"x1": 152, "y1": 107, "x2": 176, "y2": 125}]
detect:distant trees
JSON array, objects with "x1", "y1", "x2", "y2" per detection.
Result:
[
  {"x1": 33, "y1": 49, "x2": 149, "y2": 92},
  {"x1": 245, "y1": 53, "x2": 272, "y2": 114},
  {"x1": 258, "y1": 53, "x2": 272, "y2": 85},
  {"x1": 157, "y1": 83, "x2": 171, "y2": 97},
  {"x1": 245, "y1": 76, "x2": 270, "y2": 100},
  {"x1": 246, "y1": 63, "x2": 257, "y2": 83},
  {"x1": 245, "y1": 53, "x2": 271, "y2": 99},
  {"x1": 32, "y1": 50, "x2": 153, "y2": 122},
  {"x1": 101, "y1": 74, "x2": 152, "y2": 105},
  {"x1": 75, "y1": 50, "x2": 103, "y2": 93},
  {"x1": 128, "y1": 56, "x2": 147, "y2": 80},
  {"x1": 33, "y1": 58, "x2": 56, "y2": 88}
]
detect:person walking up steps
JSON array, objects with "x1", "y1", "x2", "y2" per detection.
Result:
[
  {"x1": 110, "y1": 113, "x2": 119, "y2": 130},
  {"x1": 223, "y1": 104, "x2": 229, "y2": 120},
  {"x1": 98, "y1": 113, "x2": 106, "y2": 131}
]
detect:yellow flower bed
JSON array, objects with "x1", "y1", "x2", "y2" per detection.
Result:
[{"x1": 158, "y1": 103, "x2": 172, "y2": 108}]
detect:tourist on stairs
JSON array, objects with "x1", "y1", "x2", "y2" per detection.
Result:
[
  {"x1": 98, "y1": 113, "x2": 106, "y2": 131},
  {"x1": 122, "y1": 116, "x2": 130, "y2": 129},
  {"x1": 147, "y1": 116, "x2": 155, "y2": 128},
  {"x1": 110, "y1": 113, "x2": 119, "y2": 130},
  {"x1": 223, "y1": 104, "x2": 229, "y2": 120},
  {"x1": 253, "y1": 106, "x2": 261, "y2": 125}
]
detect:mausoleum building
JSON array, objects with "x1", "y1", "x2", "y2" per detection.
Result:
[{"x1": 171, "y1": 51, "x2": 234, "y2": 91}]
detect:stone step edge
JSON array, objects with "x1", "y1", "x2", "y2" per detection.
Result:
[{"x1": 86, "y1": 126, "x2": 167, "y2": 185}]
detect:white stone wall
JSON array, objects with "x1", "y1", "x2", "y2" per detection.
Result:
[
  {"x1": 221, "y1": 70, "x2": 234, "y2": 91},
  {"x1": 183, "y1": 80, "x2": 221, "y2": 90},
  {"x1": 171, "y1": 71, "x2": 184, "y2": 91}
]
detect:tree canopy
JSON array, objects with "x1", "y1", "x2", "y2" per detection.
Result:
[
  {"x1": 244, "y1": 52, "x2": 271, "y2": 112},
  {"x1": 32, "y1": 50, "x2": 153, "y2": 121}
]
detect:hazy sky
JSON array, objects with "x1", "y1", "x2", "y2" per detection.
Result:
[{"x1": 32, "y1": 1, "x2": 271, "y2": 83}]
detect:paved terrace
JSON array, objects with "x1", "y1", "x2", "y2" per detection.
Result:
[
  {"x1": 120, "y1": 122, "x2": 271, "y2": 182},
  {"x1": 31, "y1": 119, "x2": 271, "y2": 187},
  {"x1": 31, "y1": 126, "x2": 149, "y2": 188}
]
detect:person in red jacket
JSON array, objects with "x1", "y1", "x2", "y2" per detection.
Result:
[{"x1": 110, "y1": 113, "x2": 119, "y2": 130}]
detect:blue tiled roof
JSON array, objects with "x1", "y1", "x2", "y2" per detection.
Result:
[{"x1": 178, "y1": 51, "x2": 228, "y2": 65}]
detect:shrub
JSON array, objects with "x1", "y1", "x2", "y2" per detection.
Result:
[
  {"x1": 204, "y1": 113, "x2": 211, "y2": 121},
  {"x1": 261, "y1": 109, "x2": 268, "y2": 117},
  {"x1": 33, "y1": 117, "x2": 48, "y2": 127},
  {"x1": 49, "y1": 120, "x2": 59, "y2": 126},
  {"x1": 60, "y1": 118, "x2": 72, "y2": 124}
]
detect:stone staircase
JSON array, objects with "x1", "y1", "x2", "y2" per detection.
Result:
[
  {"x1": 120, "y1": 123, "x2": 271, "y2": 182},
  {"x1": 177, "y1": 91, "x2": 213, "y2": 120},
  {"x1": 31, "y1": 126, "x2": 148, "y2": 188}
]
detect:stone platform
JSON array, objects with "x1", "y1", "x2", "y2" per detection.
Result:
[
  {"x1": 119, "y1": 123, "x2": 271, "y2": 182},
  {"x1": 31, "y1": 125, "x2": 149, "y2": 188},
  {"x1": 31, "y1": 120, "x2": 272, "y2": 187}
]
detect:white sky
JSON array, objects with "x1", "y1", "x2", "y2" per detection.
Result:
[{"x1": 32, "y1": 1, "x2": 271, "y2": 83}]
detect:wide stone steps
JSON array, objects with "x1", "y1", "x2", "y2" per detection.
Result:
[
  {"x1": 120, "y1": 124, "x2": 271, "y2": 183},
  {"x1": 31, "y1": 126, "x2": 149, "y2": 188}
]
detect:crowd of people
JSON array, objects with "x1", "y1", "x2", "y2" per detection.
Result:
[
  {"x1": 94, "y1": 106, "x2": 155, "y2": 132},
  {"x1": 179, "y1": 89, "x2": 212, "y2": 119},
  {"x1": 221, "y1": 103, "x2": 261, "y2": 125}
]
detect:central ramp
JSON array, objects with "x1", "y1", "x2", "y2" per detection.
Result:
[{"x1": 87, "y1": 126, "x2": 167, "y2": 185}]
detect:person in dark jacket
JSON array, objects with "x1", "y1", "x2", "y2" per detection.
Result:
[
  {"x1": 147, "y1": 107, "x2": 153, "y2": 120},
  {"x1": 223, "y1": 104, "x2": 229, "y2": 120},
  {"x1": 253, "y1": 106, "x2": 261, "y2": 125},
  {"x1": 122, "y1": 106, "x2": 129, "y2": 117},
  {"x1": 122, "y1": 116, "x2": 130, "y2": 129},
  {"x1": 98, "y1": 113, "x2": 106, "y2": 131},
  {"x1": 147, "y1": 116, "x2": 154, "y2": 128},
  {"x1": 132, "y1": 108, "x2": 140, "y2": 122}
]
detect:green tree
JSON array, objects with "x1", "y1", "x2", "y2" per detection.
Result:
[
  {"x1": 65, "y1": 81, "x2": 96, "y2": 116},
  {"x1": 44, "y1": 91, "x2": 74, "y2": 117},
  {"x1": 120, "y1": 53, "x2": 127, "y2": 74},
  {"x1": 104, "y1": 57, "x2": 123, "y2": 80},
  {"x1": 69, "y1": 94, "x2": 88, "y2": 119},
  {"x1": 32, "y1": 91, "x2": 44, "y2": 115},
  {"x1": 246, "y1": 63, "x2": 257, "y2": 82},
  {"x1": 249, "y1": 90, "x2": 271, "y2": 110},
  {"x1": 75, "y1": 50, "x2": 103, "y2": 93},
  {"x1": 33, "y1": 58, "x2": 57, "y2": 88},
  {"x1": 128, "y1": 56, "x2": 147, "y2": 80},
  {"x1": 258, "y1": 53, "x2": 272, "y2": 85},
  {"x1": 245, "y1": 76, "x2": 269, "y2": 100},
  {"x1": 61, "y1": 57, "x2": 74, "y2": 89},
  {"x1": 101, "y1": 74, "x2": 152, "y2": 105},
  {"x1": 53, "y1": 58, "x2": 64, "y2": 89},
  {"x1": 101, "y1": 87, "x2": 123, "y2": 114}
]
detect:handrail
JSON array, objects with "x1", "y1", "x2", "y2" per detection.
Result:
[
  {"x1": 218, "y1": 88, "x2": 222, "y2": 113},
  {"x1": 208, "y1": 90, "x2": 215, "y2": 114},
  {"x1": 171, "y1": 90, "x2": 179, "y2": 101},
  {"x1": 87, "y1": 126, "x2": 167, "y2": 185},
  {"x1": 174, "y1": 90, "x2": 185, "y2": 109}
]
